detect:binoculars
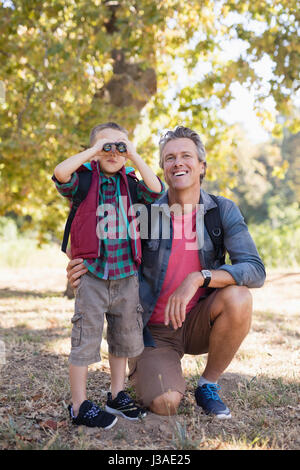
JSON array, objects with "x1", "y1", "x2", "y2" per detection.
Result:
[{"x1": 102, "y1": 142, "x2": 127, "y2": 153}]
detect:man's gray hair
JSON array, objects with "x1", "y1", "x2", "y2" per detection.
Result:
[{"x1": 159, "y1": 126, "x2": 206, "y2": 168}]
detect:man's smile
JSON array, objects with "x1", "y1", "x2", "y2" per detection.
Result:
[{"x1": 173, "y1": 170, "x2": 188, "y2": 177}]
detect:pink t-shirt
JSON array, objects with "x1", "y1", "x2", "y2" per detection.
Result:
[{"x1": 149, "y1": 209, "x2": 207, "y2": 325}]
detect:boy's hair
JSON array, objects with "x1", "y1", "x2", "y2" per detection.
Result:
[
  {"x1": 89, "y1": 122, "x2": 128, "y2": 146},
  {"x1": 158, "y1": 125, "x2": 207, "y2": 183}
]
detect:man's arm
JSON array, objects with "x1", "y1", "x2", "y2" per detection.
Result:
[
  {"x1": 216, "y1": 197, "x2": 266, "y2": 288},
  {"x1": 164, "y1": 270, "x2": 236, "y2": 330}
]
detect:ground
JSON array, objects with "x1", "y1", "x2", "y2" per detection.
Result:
[{"x1": 0, "y1": 260, "x2": 299, "y2": 450}]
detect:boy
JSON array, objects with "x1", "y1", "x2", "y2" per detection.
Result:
[{"x1": 53, "y1": 122, "x2": 164, "y2": 429}]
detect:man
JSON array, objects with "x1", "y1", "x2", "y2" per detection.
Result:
[{"x1": 67, "y1": 126, "x2": 266, "y2": 419}]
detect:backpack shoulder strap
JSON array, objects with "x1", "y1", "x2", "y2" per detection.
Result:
[
  {"x1": 126, "y1": 173, "x2": 140, "y2": 204},
  {"x1": 204, "y1": 194, "x2": 226, "y2": 264},
  {"x1": 61, "y1": 170, "x2": 92, "y2": 253}
]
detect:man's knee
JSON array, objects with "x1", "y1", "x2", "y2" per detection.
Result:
[
  {"x1": 149, "y1": 391, "x2": 182, "y2": 416},
  {"x1": 224, "y1": 285, "x2": 252, "y2": 307},
  {"x1": 219, "y1": 285, "x2": 253, "y2": 325}
]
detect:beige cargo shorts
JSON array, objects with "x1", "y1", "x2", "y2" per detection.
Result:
[{"x1": 69, "y1": 272, "x2": 144, "y2": 366}]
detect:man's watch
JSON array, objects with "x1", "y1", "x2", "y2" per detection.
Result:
[{"x1": 200, "y1": 270, "x2": 212, "y2": 288}]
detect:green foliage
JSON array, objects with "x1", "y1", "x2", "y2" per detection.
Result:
[
  {"x1": 0, "y1": 0, "x2": 299, "y2": 241},
  {"x1": 249, "y1": 200, "x2": 300, "y2": 268},
  {"x1": 0, "y1": 216, "x2": 65, "y2": 267}
]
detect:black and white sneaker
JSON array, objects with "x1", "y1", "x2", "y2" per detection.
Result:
[
  {"x1": 68, "y1": 400, "x2": 118, "y2": 429},
  {"x1": 105, "y1": 391, "x2": 147, "y2": 421}
]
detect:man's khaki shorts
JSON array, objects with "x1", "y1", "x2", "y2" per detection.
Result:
[
  {"x1": 128, "y1": 290, "x2": 218, "y2": 407},
  {"x1": 69, "y1": 272, "x2": 144, "y2": 366}
]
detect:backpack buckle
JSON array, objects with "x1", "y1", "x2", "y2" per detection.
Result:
[{"x1": 212, "y1": 227, "x2": 222, "y2": 237}]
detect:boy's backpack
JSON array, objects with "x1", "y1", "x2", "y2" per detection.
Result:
[
  {"x1": 61, "y1": 174, "x2": 225, "y2": 264},
  {"x1": 61, "y1": 170, "x2": 139, "y2": 253}
]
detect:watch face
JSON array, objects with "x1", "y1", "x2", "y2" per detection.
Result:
[{"x1": 202, "y1": 270, "x2": 211, "y2": 278}]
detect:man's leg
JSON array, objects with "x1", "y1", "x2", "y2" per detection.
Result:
[
  {"x1": 151, "y1": 285, "x2": 252, "y2": 415},
  {"x1": 150, "y1": 390, "x2": 182, "y2": 416},
  {"x1": 202, "y1": 285, "x2": 252, "y2": 382},
  {"x1": 128, "y1": 325, "x2": 186, "y2": 416}
]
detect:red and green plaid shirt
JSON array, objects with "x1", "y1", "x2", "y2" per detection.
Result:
[{"x1": 54, "y1": 164, "x2": 164, "y2": 280}]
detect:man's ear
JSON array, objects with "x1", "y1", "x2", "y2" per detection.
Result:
[{"x1": 200, "y1": 161, "x2": 206, "y2": 174}]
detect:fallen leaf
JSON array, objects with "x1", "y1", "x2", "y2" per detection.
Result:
[
  {"x1": 40, "y1": 419, "x2": 58, "y2": 430},
  {"x1": 16, "y1": 433, "x2": 34, "y2": 442},
  {"x1": 32, "y1": 392, "x2": 43, "y2": 401},
  {"x1": 57, "y1": 420, "x2": 68, "y2": 428}
]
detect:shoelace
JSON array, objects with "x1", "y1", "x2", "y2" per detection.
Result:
[
  {"x1": 83, "y1": 403, "x2": 101, "y2": 419},
  {"x1": 201, "y1": 384, "x2": 222, "y2": 401},
  {"x1": 114, "y1": 393, "x2": 140, "y2": 412},
  {"x1": 119, "y1": 396, "x2": 133, "y2": 406}
]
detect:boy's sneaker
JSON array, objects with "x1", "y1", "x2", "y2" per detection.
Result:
[
  {"x1": 195, "y1": 383, "x2": 232, "y2": 419},
  {"x1": 68, "y1": 400, "x2": 118, "y2": 429},
  {"x1": 105, "y1": 391, "x2": 147, "y2": 421}
]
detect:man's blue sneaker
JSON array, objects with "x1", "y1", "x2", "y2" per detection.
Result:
[{"x1": 195, "y1": 383, "x2": 232, "y2": 419}]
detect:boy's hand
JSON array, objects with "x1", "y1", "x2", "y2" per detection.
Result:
[
  {"x1": 89, "y1": 138, "x2": 111, "y2": 160},
  {"x1": 123, "y1": 138, "x2": 140, "y2": 164},
  {"x1": 122, "y1": 137, "x2": 162, "y2": 193}
]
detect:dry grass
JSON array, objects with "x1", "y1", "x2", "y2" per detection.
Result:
[{"x1": 0, "y1": 255, "x2": 299, "y2": 450}]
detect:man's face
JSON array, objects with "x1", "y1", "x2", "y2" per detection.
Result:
[
  {"x1": 94, "y1": 128, "x2": 127, "y2": 177},
  {"x1": 162, "y1": 138, "x2": 205, "y2": 191}
]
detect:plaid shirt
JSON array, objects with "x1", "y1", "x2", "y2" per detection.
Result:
[{"x1": 54, "y1": 165, "x2": 165, "y2": 280}]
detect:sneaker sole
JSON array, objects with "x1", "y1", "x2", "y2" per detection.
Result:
[
  {"x1": 197, "y1": 405, "x2": 232, "y2": 420},
  {"x1": 215, "y1": 412, "x2": 232, "y2": 420},
  {"x1": 103, "y1": 415, "x2": 118, "y2": 429},
  {"x1": 105, "y1": 405, "x2": 147, "y2": 421},
  {"x1": 71, "y1": 415, "x2": 118, "y2": 430}
]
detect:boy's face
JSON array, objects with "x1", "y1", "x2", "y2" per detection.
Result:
[{"x1": 94, "y1": 128, "x2": 127, "y2": 177}]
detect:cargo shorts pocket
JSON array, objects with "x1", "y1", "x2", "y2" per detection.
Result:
[{"x1": 71, "y1": 313, "x2": 82, "y2": 347}]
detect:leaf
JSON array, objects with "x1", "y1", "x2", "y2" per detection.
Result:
[
  {"x1": 32, "y1": 392, "x2": 43, "y2": 401},
  {"x1": 40, "y1": 419, "x2": 58, "y2": 431}
]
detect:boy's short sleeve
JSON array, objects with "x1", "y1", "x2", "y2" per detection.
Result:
[
  {"x1": 136, "y1": 177, "x2": 165, "y2": 204},
  {"x1": 52, "y1": 172, "x2": 79, "y2": 200}
]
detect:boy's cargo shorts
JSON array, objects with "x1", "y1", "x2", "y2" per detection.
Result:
[{"x1": 69, "y1": 272, "x2": 144, "y2": 366}]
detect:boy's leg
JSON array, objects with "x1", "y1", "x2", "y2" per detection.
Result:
[
  {"x1": 108, "y1": 353, "x2": 127, "y2": 399},
  {"x1": 106, "y1": 274, "x2": 144, "y2": 365},
  {"x1": 69, "y1": 364, "x2": 88, "y2": 416},
  {"x1": 106, "y1": 352, "x2": 147, "y2": 420},
  {"x1": 68, "y1": 273, "x2": 108, "y2": 410}
]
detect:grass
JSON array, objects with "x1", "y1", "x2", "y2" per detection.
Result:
[{"x1": 0, "y1": 246, "x2": 299, "y2": 450}]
